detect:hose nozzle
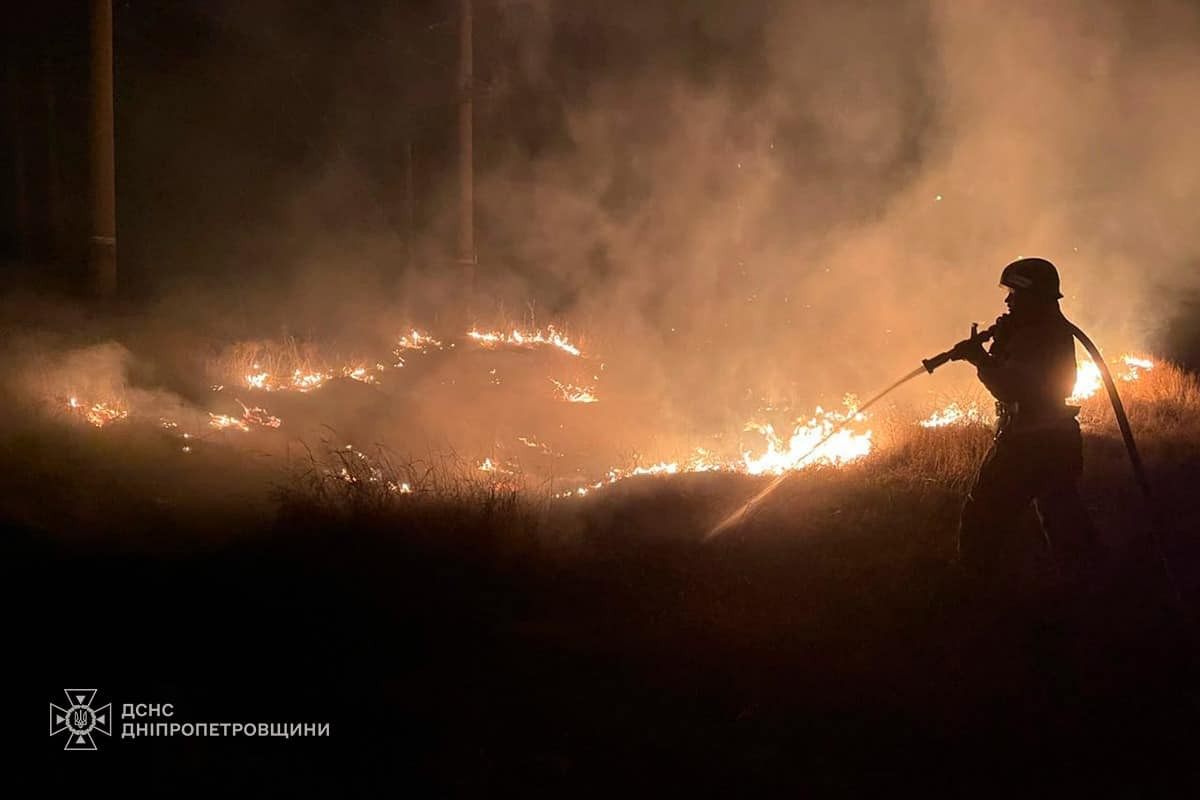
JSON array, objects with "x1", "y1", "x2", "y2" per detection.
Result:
[{"x1": 923, "y1": 320, "x2": 999, "y2": 373}]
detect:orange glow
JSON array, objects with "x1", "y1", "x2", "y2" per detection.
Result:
[
  {"x1": 67, "y1": 396, "x2": 128, "y2": 428},
  {"x1": 467, "y1": 325, "x2": 582, "y2": 356},
  {"x1": 54, "y1": 330, "x2": 1161, "y2": 501},
  {"x1": 919, "y1": 402, "x2": 985, "y2": 428},
  {"x1": 550, "y1": 378, "x2": 598, "y2": 403},
  {"x1": 741, "y1": 405, "x2": 872, "y2": 474},
  {"x1": 1069, "y1": 354, "x2": 1154, "y2": 403}
]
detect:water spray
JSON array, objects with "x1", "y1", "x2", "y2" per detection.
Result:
[
  {"x1": 708, "y1": 318, "x2": 1013, "y2": 539},
  {"x1": 708, "y1": 314, "x2": 1179, "y2": 608},
  {"x1": 706, "y1": 364, "x2": 930, "y2": 539},
  {"x1": 708, "y1": 315, "x2": 1196, "y2": 714}
]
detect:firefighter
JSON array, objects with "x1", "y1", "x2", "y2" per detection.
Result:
[{"x1": 947, "y1": 257, "x2": 1098, "y2": 587}]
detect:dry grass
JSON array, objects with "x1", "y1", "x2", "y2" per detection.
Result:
[
  {"x1": 12, "y1": 355, "x2": 1198, "y2": 794},
  {"x1": 273, "y1": 436, "x2": 547, "y2": 532},
  {"x1": 272, "y1": 359, "x2": 1199, "y2": 529},
  {"x1": 209, "y1": 336, "x2": 382, "y2": 392}
]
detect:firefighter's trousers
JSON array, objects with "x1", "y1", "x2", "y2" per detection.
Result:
[{"x1": 959, "y1": 419, "x2": 1098, "y2": 584}]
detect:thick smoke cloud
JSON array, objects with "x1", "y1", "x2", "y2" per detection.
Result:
[
  {"x1": 468, "y1": 0, "x2": 1200, "y2": 417},
  {"x1": 111, "y1": 2, "x2": 1200, "y2": 379},
  {"x1": 9, "y1": 0, "x2": 1200, "y2": 491}
]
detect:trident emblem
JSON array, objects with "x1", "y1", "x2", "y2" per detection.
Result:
[{"x1": 49, "y1": 689, "x2": 111, "y2": 751}]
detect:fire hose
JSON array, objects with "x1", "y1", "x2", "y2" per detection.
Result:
[
  {"x1": 706, "y1": 318, "x2": 1009, "y2": 539},
  {"x1": 708, "y1": 317, "x2": 1196, "y2": 711},
  {"x1": 926, "y1": 316, "x2": 1185, "y2": 610},
  {"x1": 708, "y1": 317, "x2": 1183, "y2": 611}
]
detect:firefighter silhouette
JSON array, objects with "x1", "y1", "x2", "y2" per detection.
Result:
[{"x1": 948, "y1": 258, "x2": 1098, "y2": 584}]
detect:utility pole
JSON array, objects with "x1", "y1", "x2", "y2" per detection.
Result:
[
  {"x1": 44, "y1": 52, "x2": 63, "y2": 263},
  {"x1": 457, "y1": 0, "x2": 474, "y2": 282},
  {"x1": 7, "y1": 53, "x2": 30, "y2": 264},
  {"x1": 404, "y1": 138, "x2": 414, "y2": 270},
  {"x1": 89, "y1": 0, "x2": 117, "y2": 298}
]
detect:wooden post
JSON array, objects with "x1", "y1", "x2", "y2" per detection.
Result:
[
  {"x1": 457, "y1": 0, "x2": 474, "y2": 278},
  {"x1": 89, "y1": 0, "x2": 117, "y2": 297},
  {"x1": 8, "y1": 53, "x2": 30, "y2": 263},
  {"x1": 404, "y1": 138, "x2": 414, "y2": 270},
  {"x1": 44, "y1": 52, "x2": 63, "y2": 263}
]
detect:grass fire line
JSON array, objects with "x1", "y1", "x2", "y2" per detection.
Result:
[
  {"x1": 708, "y1": 315, "x2": 1184, "y2": 617},
  {"x1": 54, "y1": 324, "x2": 1165, "y2": 512}
]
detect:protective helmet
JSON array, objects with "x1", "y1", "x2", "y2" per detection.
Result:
[{"x1": 999, "y1": 257, "x2": 1063, "y2": 299}]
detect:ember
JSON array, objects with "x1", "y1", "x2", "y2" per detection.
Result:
[
  {"x1": 208, "y1": 400, "x2": 282, "y2": 432},
  {"x1": 550, "y1": 378, "x2": 598, "y2": 403},
  {"x1": 467, "y1": 325, "x2": 582, "y2": 356},
  {"x1": 394, "y1": 330, "x2": 445, "y2": 366},
  {"x1": 67, "y1": 396, "x2": 128, "y2": 428},
  {"x1": 49, "y1": 333, "x2": 1159, "y2": 498}
]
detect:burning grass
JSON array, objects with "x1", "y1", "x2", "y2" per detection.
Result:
[
  {"x1": 66, "y1": 396, "x2": 129, "y2": 428},
  {"x1": 17, "y1": 351, "x2": 1198, "y2": 574},
  {"x1": 11, "y1": 325, "x2": 1196, "y2": 795},
  {"x1": 208, "y1": 399, "x2": 283, "y2": 433},
  {"x1": 466, "y1": 324, "x2": 584, "y2": 357},
  {"x1": 14, "y1": 315, "x2": 1198, "y2": 537},
  {"x1": 212, "y1": 337, "x2": 386, "y2": 394},
  {"x1": 275, "y1": 438, "x2": 539, "y2": 526},
  {"x1": 37, "y1": 328, "x2": 1195, "y2": 504},
  {"x1": 549, "y1": 378, "x2": 599, "y2": 404},
  {"x1": 394, "y1": 329, "x2": 445, "y2": 366}
]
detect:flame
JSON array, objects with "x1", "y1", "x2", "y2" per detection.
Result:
[
  {"x1": 1069, "y1": 354, "x2": 1154, "y2": 403},
  {"x1": 239, "y1": 402, "x2": 282, "y2": 429},
  {"x1": 1121, "y1": 355, "x2": 1154, "y2": 373},
  {"x1": 467, "y1": 325, "x2": 582, "y2": 356},
  {"x1": 208, "y1": 400, "x2": 282, "y2": 432},
  {"x1": 68, "y1": 396, "x2": 128, "y2": 428},
  {"x1": 1069, "y1": 360, "x2": 1102, "y2": 403},
  {"x1": 394, "y1": 330, "x2": 444, "y2": 367},
  {"x1": 244, "y1": 363, "x2": 333, "y2": 393},
  {"x1": 208, "y1": 413, "x2": 250, "y2": 432},
  {"x1": 550, "y1": 378, "x2": 598, "y2": 403},
  {"x1": 290, "y1": 369, "x2": 332, "y2": 392},
  {"x1": 327, "y1": 444, "x2": 392, "y2": 486},
  {"x1": 56, "y1": 327, "x2": 1163, "y2": 500},
  {"x1": 396, "y1": 330, "x2": 443, "y2": 352},
  {"x1": 612, "y1": 450, "x2": 725, "y2": 479},
  {"x1": 341, "y1": 365, "x2": 379, "y2": 384},
  {"x1": 556, "y1": 449, "x2": 727, "y2": 498},
  {"x1": 246, "y1": 363, "x2": 386, "y2": 391},
  {"x1": 917, "y1": 354, "x2": 1157, "y2": 425},
  {"x1": 556, "y1": 410, "x2": 873, "y2": 498},
  {"x1": 741, "y1": 407, "x2": 873, "y2": 474},
  {"x1": 919, "y1": 402, "x2": 985, "y2": 428},
  {"x1": 517, "y1": 435, "x2": 560, "y2": 456}
]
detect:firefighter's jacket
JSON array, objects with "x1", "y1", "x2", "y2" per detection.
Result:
[{"x1": 976, "y1": 309, "x2": 1079, "y2": 432}]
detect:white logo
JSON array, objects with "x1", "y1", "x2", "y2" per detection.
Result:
[{"x1": 49, "y1": 689, "x2": 112, "y2": 751}]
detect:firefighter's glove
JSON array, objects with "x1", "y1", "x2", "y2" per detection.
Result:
[{"x1": 948, "y1": 323, "x2": 987, "y2": 366}]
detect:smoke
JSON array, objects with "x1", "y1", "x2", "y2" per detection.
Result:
[
  {"x1": 5, "y1": 0, "x2": 1200, "y2": 531},
  {"x1": 467, "y1": 0, "x2": 1200, "y2": 409},
  {"x1": 110, "y1": 0, "x2": 1200, "y2": 376}
]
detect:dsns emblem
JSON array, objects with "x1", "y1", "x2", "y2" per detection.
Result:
[{"x1": 50, "y1": 689, "x2": 112, "y2": 751}]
